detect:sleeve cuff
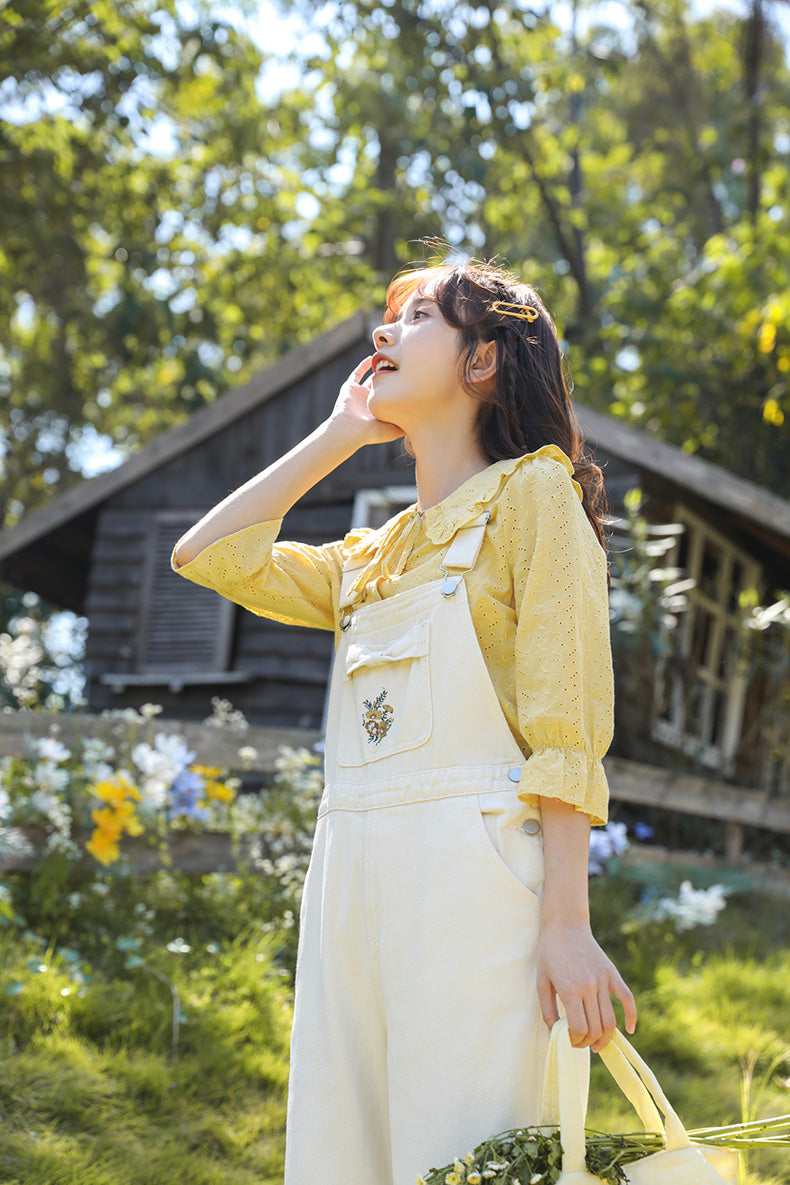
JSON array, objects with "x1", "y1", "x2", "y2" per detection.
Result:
[
  {"x1": 170, "y1": 519, "x2": 283, "y2": 586},
  {"x1": 517, "y1": 746, "x2": 609, "y2": 826}
]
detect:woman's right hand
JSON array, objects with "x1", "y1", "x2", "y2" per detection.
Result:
[
  {"x1": 173, "y1": 358, "x2": 404, "y2": 567},
  {"x1": 328, "y1": 356, "x2": 405, "y2": 448}
]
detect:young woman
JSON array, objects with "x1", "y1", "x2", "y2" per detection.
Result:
[{"x1": 172, "y1": 260, "x2": 636, "y2": 1185}]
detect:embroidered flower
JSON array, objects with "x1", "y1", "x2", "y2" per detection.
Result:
[{"x1": 362, "y1": 689, "x2": 394, "y2": 745}]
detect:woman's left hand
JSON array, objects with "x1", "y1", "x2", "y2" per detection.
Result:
[{"x1": 536, "y1": 917, "x2": 636, "y2": 1052}]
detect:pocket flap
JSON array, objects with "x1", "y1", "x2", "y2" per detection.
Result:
[{"x1": 345, "y1": 620, "x2": 430, "y2": 676}]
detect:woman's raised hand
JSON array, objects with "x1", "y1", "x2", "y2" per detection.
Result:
[{"x1": 329, "y1": 357, "x2": 405, "y2": 448}]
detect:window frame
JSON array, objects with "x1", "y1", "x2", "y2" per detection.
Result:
[
  {"x1": 320, "y1": 485, "x2": 418, "y2": 731},
  {"x1": 133, "y1": 510, "x2": 236, "y2": 678},
  {"x1": 652, "y1": 506, "x2": 762, "y2": 771}
]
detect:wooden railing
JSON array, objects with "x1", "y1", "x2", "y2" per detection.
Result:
[
  {"x1": 0, "y1": 710, "x2": 321, "y2": 773},
  {"x1": 3, "y1": 711, "x2": 789, "y2": 865}
]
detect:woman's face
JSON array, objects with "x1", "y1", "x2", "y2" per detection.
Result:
[{"x1": 367, "y1": 282, "x2": 473, "y2": 432}]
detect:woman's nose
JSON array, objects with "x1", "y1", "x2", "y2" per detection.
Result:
[{"x1": 372, "y1": 324, "x2": 394, "y2": 350}]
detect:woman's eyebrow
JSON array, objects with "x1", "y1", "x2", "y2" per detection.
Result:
[{"x1": 406, "y1": 293, "x2": 435, "y2": 312}]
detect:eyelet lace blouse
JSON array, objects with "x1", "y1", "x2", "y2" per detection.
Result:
[{"x1": 172, "y1": 444, "x2": 613, "y2": 824}]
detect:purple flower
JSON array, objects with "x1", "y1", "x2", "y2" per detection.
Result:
[
  {"x1": 168, "y1": 769, "x2": 210, "y2": 822},
  {"x1": 633, "y1": 821, "x2": 655, "y2": 841}
]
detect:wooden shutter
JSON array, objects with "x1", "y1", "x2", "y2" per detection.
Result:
[{"x1": 136, "y1": 513, "x2": 234, "y2": 674}]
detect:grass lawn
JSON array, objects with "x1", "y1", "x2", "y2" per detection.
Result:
[
  {"x1": 587, "y1": 878, "x2": 790, "y2": 1185},
  {"x1": 0, "y1": 927, "x2": 291, "y2": 1185},
  {"x1": 0, "y1": 872, "x2": 787, "y2": 1184}
]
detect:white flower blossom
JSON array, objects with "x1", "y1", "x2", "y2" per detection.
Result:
[
  {"x1": 33, "y1": 760, "x2": 70, "y2": 795},
  {"x1": 650, "y1": 881, "x2": 728, "y2": 932},
  {"x1": 153, "y1": 731, "x2": 195, "y2": 768},
  {"x1": 82, "y1": 737, "x2": 115, "y2": 766},
  {"x1": 132, "y1": 733, "x2": 192, "y2": 810},
  {"x1": 0, "y1": 626, "x2": 44, "y2": 705},
  {"x1": 86, "y1": 761, "x2": 115, "y2": 784},
  {"x1": 30, "y1": 789, "x2": 62, "y2": 817},
  {"x1": 588, "y1": 821, "x2": 629, "y2": 875},
  {"x1": 34, "y1": 737, "x2": 71, "y2": 763},
  {"x1": 0, "y1": 786, "x2": 11, "y2": 823},
  {"x1": 167, "y1": 937, "x2": 191, "y2": 954},
  {"x1": 205, "y1": 697, "x2": 248, "y2": 730}
]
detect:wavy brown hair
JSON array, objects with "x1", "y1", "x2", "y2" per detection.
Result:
[{"x1": 384, "y1": 261, "x2": 608, "y2": 551}]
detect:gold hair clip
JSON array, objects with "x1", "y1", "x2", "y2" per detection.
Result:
[{"x1": 490, "y1": 300, "x2": 540, "y2": 323}]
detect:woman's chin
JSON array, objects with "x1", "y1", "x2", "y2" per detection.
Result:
[{"x1": 367, "y1": 390, "x2": 401, "y2": 424}]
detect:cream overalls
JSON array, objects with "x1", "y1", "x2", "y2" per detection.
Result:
[{"x1": 284, "y1": 512, "x2": 549, "y2": 1185}]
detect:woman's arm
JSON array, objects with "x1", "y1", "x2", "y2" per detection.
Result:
[
  {"x1": 173, "y1": 357, "x2": 403, "y2": 567},
  {"x1": 536, "y1": 797, "x2": 637, "y2": 1052}
]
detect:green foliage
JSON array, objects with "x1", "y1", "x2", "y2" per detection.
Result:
[
  {"x1": 277, "y1": 0, "x2": 790, "y2": 490},
  {"x1": 2, "y1": 0, "x2": 789, "y2": 542},
  {"x1": 0, "y1": 925, "x2": 290, "y2": 1185},
  {"x1": 0, "y1": 0, "x2": 375, "y2": 527},
  {"x1": 0, "y1": 860, "x2": 786, "y2": 1183}
]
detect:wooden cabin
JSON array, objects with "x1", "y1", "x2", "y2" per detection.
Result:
[{"x1": 2, "y1": 311, "x2": 790, "y2": 793}]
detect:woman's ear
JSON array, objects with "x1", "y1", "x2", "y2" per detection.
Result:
[{"x1": 468, "y1": 339, "x2": 497, "y2": 386}]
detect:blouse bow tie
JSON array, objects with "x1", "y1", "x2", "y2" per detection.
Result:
[{"x1": 343, "y1": 510, "x2": 423, "y2": 608}]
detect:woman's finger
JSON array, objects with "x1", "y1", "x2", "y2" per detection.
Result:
[
  {"x1": 612, "y1": 972, "x2": 638, "y2": 1034},
  {"x1": 564, "y1": 999, "x2": 590, "y2": 1048},
  {"x1": 349, "y1": 356, "x2": 373, "y2": 383},
  {"x1": 537, "y1": 974, "x2": 560, "y2": 1031},
  {"x1": 582, "y1": 994, "x2": 604, "y2": 1050},
  {"x1": 591, "y1": 987, "x2": 617, "y2": 1052}
]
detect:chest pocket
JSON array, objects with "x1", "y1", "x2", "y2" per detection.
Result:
[{"x1": 336, "y1": 617, "x2": 433, "y2": 767}]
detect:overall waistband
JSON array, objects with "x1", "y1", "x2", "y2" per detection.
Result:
[{"x1": 317, "y1": 760, "x2": 537, "y2": 816}]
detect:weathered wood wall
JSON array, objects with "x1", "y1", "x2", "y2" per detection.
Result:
[{"x1": 84, "y1": 328, "x2": 413, "y2": 726}]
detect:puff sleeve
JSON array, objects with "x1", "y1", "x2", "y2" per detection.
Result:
[
  {"x1": 171, "y1": 520, "x2": 366, "y2": 632},
  {"x1": 504, "y1": 456, "x2": 613, "y2": 825}
]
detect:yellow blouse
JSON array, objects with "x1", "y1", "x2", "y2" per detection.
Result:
[{"x1": 172, "y1": 444, "x2": 613, "y2": 824}]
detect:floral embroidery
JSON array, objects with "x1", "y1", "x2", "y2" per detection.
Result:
[{"x1": 362, "y1": 689, "x2": 394, "y2": 745}]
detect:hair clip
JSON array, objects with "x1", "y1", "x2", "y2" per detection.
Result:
[{"x1": 490, "y1": 300, "x2": 540, "y2": 323}]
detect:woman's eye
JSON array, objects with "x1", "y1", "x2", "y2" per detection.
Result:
[{"x1": 413, "y1": 308, "x2": 427, "y2": 319}]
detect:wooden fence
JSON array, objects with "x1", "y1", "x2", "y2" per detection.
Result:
[{"x1": 3, "y1": 710, "x2": 790, "y2": 869}]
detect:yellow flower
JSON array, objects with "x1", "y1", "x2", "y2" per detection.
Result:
[
  {"x1": 468, "y1": 1175, "x2": 482, "y2": 1184},
  {"x1": 763, "y1": 398, "x2": 785, "y2": 427},
  {"x1": 464, "y1": 1154, "x2": 475, "y2": 1166},
  {"x1": 191, "y1": 765, "x2": 236, "y2": 803},
  {"x1": 445, "y1": 1174, "x2": 462, "y2": 1185},
  {"x1": 90, "y1": 772, "x2": 141, "y2": 807},
  {"x1": 114, "y1": 800, "x2": 144, "y2": 836},
  {"x1": 91, "y1": 807, "x2": 123, "y2": 837},
  {"x1": 454, "y1": 1162, "x2": 464, "y2": 1174},
  {"x1": 86, "y1": 829, "x2": 121, "y2": 866},
  {"x1": 758, "y1": 322, "x2": 777, "y2": 354},
  {"x1": 204, "y1": 780, "x2": 235, "y2": 803},
  {"x1": 192, "y1": 764, "x2": 222, "y2": 779}
]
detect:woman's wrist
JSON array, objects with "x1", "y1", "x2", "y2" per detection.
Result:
[
  {"x1": 322, "y1": 411, "x2": 374, "y2": 454},
  {"x1": 540, "y1": 899, "x2": 591, "y2": 929}
]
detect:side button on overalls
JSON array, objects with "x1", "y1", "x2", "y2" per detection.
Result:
[{"x1": 285, "y1": 512, "x2": 548, "y2": 1185}]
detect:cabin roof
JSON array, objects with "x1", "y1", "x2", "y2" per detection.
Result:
[{"x1": 2, "y1": 308, "x2": 789, "y2": 610}]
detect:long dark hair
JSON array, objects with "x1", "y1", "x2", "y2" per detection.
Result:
[{"x1": 384, "y1": 261, "x2": 608, "y2": 551}]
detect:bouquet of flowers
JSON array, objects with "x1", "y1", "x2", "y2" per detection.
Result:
[
  {"x1": 418, "y1": 1115, "x2": 790, "y2": 1185},
  {"x1": 419, "y1": 1023, "x2": 790, "y2": 1185}
]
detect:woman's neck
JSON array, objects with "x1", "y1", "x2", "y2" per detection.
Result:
[{"x1": 411, "y1": 424, "x2": 490, "y2": 511}]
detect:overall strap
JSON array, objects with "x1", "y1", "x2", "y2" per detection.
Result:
[
  {"x1": 440, "y1": 511, "x2": 491, "y2": 597},
  {"x1": 338, "y1": 564, "x2": 366, "y2": 629}
]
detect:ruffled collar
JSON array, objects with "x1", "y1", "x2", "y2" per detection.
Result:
[
  {"x1": 343, "y1": 444, "x2": 579, "y2": 606},
  {"x1": 421, "y1": 444, "x2": 580, "y2": 544}
]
